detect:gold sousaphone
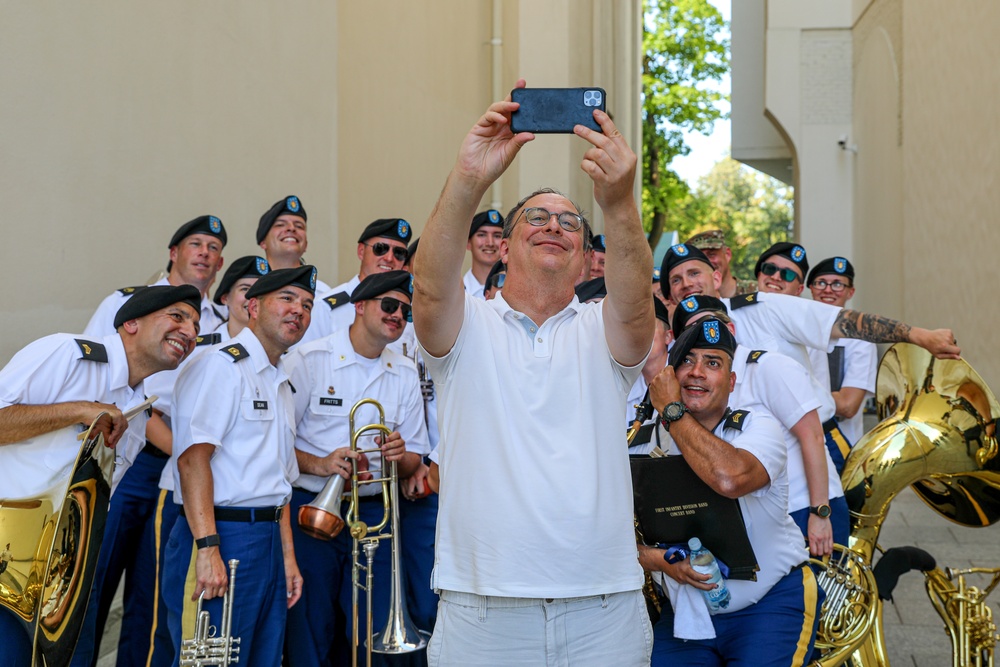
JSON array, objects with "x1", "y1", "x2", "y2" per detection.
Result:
[
  {"x1": 0, "y1": 400, "x2": 153, "y2": 666},
  {"x1": 810, "y1": 344, "x2": 1000, "y2": 666}
]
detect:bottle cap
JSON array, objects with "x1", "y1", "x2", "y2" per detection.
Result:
[{"x1": 688, "y1": 537, "x2": 702, "y2": 551}]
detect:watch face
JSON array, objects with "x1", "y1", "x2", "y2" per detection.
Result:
[
  {"x1": 666, "y1": 403, "x2": 684, "y2": 420},
  {"x1": 814, "y1": 504, "x2": 832, "y2": 518}
]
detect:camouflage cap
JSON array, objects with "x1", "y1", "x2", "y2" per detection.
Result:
[{"x1": 686, "y1": 229, "x2": 727, "y2": 250}]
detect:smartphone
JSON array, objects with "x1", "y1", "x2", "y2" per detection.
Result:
[{"x1": 510, "y1": 87, "x2": 606, "y2": 134}]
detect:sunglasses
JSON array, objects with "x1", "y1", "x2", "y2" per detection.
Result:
[
  {"x1": 810, "y1": 279, "x2": 851, "y2": 292},
  {"x1": 376, "y1": 297, "x2": 412, "y2": 322},
  {"x1": 364, "y1": 242, "x2": 408, "y2": 263},
  {"x1": 760, "y1": 262, "x2": 801, "y2": 283},
  {"x1": 488, "y1": 272, "x2": 506, "y2": 290}
]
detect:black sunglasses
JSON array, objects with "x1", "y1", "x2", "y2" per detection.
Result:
[
  {"x1": 760, "y1": 262, "x2": 801, "y2": 283},
  {"x1": 365, "y1": 242, "x2": 408, "y2": 262},
  {"x1": 488, "y1": 272, "x2": 506, "y2": 290},
  {"x1": 376, "y1": 297, "x2": 412, "y2": 322}
]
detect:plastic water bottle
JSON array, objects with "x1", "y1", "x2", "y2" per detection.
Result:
[{"x1": 688, "y1": 537, "x2": 731, "y2": 611}]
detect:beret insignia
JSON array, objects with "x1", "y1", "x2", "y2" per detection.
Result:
[
  {"x1": 834, "y1": 257, "x2": 847, "y2": 274},
  {"x1": 791, "y1": 245, "x2": 806, "y2": 263},
  {"x1": 703, "y1": 320, "x2": 720, "y2": 344}
]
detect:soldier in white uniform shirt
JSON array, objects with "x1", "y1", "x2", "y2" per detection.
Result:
[
  {"x1": 0, "y1": 285, "x2": 200, "y2": 667},
  {"x1": 83, "y1": 215, "x2": 228, "y2": 337},
  {"x1": 144, "y1": 255, "x2": 271, "y2": 667},
  {"x1": 462, "y1": 209, "x2": 504, "y2": 298},
  {"x1": 305, "y1": 217, "x2": 413, "y2": 345},
  {"x1": 671, "y1": 295, "x2": 849, "y2": 553},
  {"x1": 639, "y1": 322, "x2": 819, "y2": 667},
  {"x1": 74, "y1": 215, "x2": 227, "y2": 667},
  {"x1": 283, "y1": 269, "x2": 428, "y2": 667},
  {"x1": 806, "y1": 257, "x2": 878, "y2": 455},
  {"x1": 164, "y1": 266, "x2": 316, "y2": 667}
]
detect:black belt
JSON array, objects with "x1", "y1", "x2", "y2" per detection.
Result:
[
  {"x1": 292, "y1": 487, "x2": 384, "y2": 503},
  {"x1": 822, "y1": 418, "x2": 840, "y2": 434},
  {"x1": 142, "y1": 441, "x2": 170, "y2": 459},
  {"x1": 180, "y1": 506, "x2": 283, "y2": 523}
]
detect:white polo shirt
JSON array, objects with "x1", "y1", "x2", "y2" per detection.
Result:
[
  {"x1": 809, "y1": 339, "x2": 878, "y2": 445},
  {"x1": 285, "y1": 327, "x2": 429, "y2": 494},
  {"x1": 730, "y1": 345, "x2": 843, "y2": 510},
  {"x1": 171, "y1": 327, "x2": 298, "y2": 507},
  {"x1": 658, "y1": 410, "x2": 808, "y2": 613},
  {"x1": 0, "y1": 333, "x2": 148, "y2": 497},
  {"x1": 419, "y1": 292, "x2": 645, "y2": 598}
]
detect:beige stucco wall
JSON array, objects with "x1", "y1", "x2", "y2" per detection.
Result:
[
  {"x1": 0, "y1": 1, "x2": 641, "y2": 365},
  {"x1": 737, "y1": 0, "x2": 1000, "y2": 388},
  {"x1": 899, "y1": 1, "x2": 1000, "y2": 387}
]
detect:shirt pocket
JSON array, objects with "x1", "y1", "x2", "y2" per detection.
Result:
[
  {"x1": 307, "y1": 394, "x2": 351, "y2": 418},
  {"x1": 240, "y1": 398, "x2": 275, "y2": 421}
]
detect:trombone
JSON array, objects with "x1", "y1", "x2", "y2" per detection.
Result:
[{"x1": 298, "y1": 397, "x2": 427, "y2": 667}]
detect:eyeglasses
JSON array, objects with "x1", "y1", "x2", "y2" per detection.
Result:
[
  {"x1": 810, "y1": 279, "x2": 851, "y2": 292},
  {"x1": 760, "y1": 262, "x2": 801, "y2": 283},
  {"x1": 488, "y1": 272, "x2": 506, "y2": 290},
  {"x1": 364, "y1": 242, "x2": 408, "y2": 263},
  {"x1": 516, "y1": 207, "x2": 584, "y2": 233},
  {"x1": 376, "y1": 297, "x2": 412, "y2": 322}
]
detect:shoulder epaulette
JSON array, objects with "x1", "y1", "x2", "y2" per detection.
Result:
[
  {"x1": 747, "y1": 350, "x2": 767, "y2": 363},
  {"x1": 324, "y1": 292, "x2": 351, "y2": 310},
  {"x1": 118, "y1": 286, "x2": 145, "y2": 296},
  {"x1": 729, "y1": 292, "x2": 760, "y2": 310},
  {"x1": 74, "y1": 339, "x2": 108, "y2": 362},
  {"x1": 220, "y1": 343, "x2": 249, "y2": 361},
  {"x1": 195, "y1": 333, "x2": 221, "y2": 346},
  {"x1": 725, "y1": 409, "x2": 750, "y2": 431}
]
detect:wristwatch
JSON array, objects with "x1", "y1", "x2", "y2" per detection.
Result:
[
  {"x1": 659, "y1": 402, "x2": 688, "y2": 431},
  {"x1": 195, "y1": 533, "x2": 221, "y2": 549},
  {"x1": 809, "y1": 504, "x2": 832, "y2": 519}
]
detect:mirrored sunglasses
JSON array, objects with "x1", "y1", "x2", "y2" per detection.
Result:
[
  {"x1": 365, "y1": 242, "x2": 408, "y2": 262},
  {"x1": 760, "y1": 262, "x2": 801, "y2": 283},
  {"x1": 377, "y1": 297, "x2": 412, "y2": 322}
]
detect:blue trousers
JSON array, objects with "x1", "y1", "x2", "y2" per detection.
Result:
[
  {"x1": 71, "y1": 447, "x2": 166, "y2": 667},
  {"x1": 164, "y1": 514, "x2": 287, "y2": 667},
  {"x1": 651, "y1": 565, "x2": 822, "y2": 667},
  {"x1": 398, "y1": 491, "x2": 438, "y2": 633},
  {"x1": 148, "y1": 490, "x2": 182, "y2": 667},
  {"x1": 790, "y1": 495, "x2": 850, "y2": 548},
  {"x1": 824, "y1": 423, "x2": 853, "y2": 477},
  {"x1": 0, "y1": 609, "x2": 32, "y2": 667}
]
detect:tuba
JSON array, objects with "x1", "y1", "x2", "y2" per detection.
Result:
[
  {"x1": 811, "y1": 343, "x2": 1000, "y2": 667},
  {"x1": 344, "y1": 398, "x2": 428, "y2": 667},
  {"x1": 0, "y1": 399, "x2": 153, "y2": 667}
]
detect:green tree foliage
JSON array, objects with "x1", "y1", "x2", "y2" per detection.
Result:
[
  {"x1": 642, "y1": 0, "x2": 728, "y2": 250},
  {"x1": 675, "y1": 157, "x2": 794, "y2": 278}
]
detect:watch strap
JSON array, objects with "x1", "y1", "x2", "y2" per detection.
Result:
[{"x1": 195, "y1": 533, "x2": 221, "y2": 549}]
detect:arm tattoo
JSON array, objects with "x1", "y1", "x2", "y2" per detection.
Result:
[{"x1": 834, "y1": 309, "x2": 912, "y2": 343}]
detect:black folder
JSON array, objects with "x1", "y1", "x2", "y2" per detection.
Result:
[
  {"x1": 828, "y1": 346, "x2": 846, "y2": 392},
  {"x1": 630, "y1": 455, "x2": 759, "y2": 581}
]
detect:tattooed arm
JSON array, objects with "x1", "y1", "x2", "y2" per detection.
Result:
[{"x1": 833, "y1": 310, "x2": 961, "y2": 359}]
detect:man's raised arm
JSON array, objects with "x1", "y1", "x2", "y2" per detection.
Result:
[
  {"x1": 413, "y1": 82, "x2": 534, "y2": 358},
  {"x1": 832, "y1": 309, "x2": 961, "y2": 359},
  {"x1": 575, "y1": 111, "x2": 653, "y2": 366}
]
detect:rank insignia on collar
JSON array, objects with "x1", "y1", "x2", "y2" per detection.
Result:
[
  {"x1": 725, "y1": 409, "x2": 750, "y2": 431},
  {"x1": 221, "y1": 343, "x2": 248, "y2": 361},
  {"x1": 75, "y1": 339, "x2": 108, "y2": 362},
  {"x1": 729, "y1": 293, "x2": 759, "y2": 309},
  {"x1": 325, "y1": 292, "x2": 350, "y2": 310}
]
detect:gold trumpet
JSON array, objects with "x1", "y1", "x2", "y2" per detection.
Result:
[
  {"x1": 810, "y1": 343, "x2": 1000, "y2": 667},
  {"x1": 179, "y1": 559, "x2": 241, "y2": 666},
  {"x1": 344, "y1": 398, "x2": 428, "y2": 667},
  {"x1": 925, "y1": 566, "x2": 1000, "y2": 667},
  {"x1": 0, "y1": 398, "x2": 155, "y2": 667}
]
